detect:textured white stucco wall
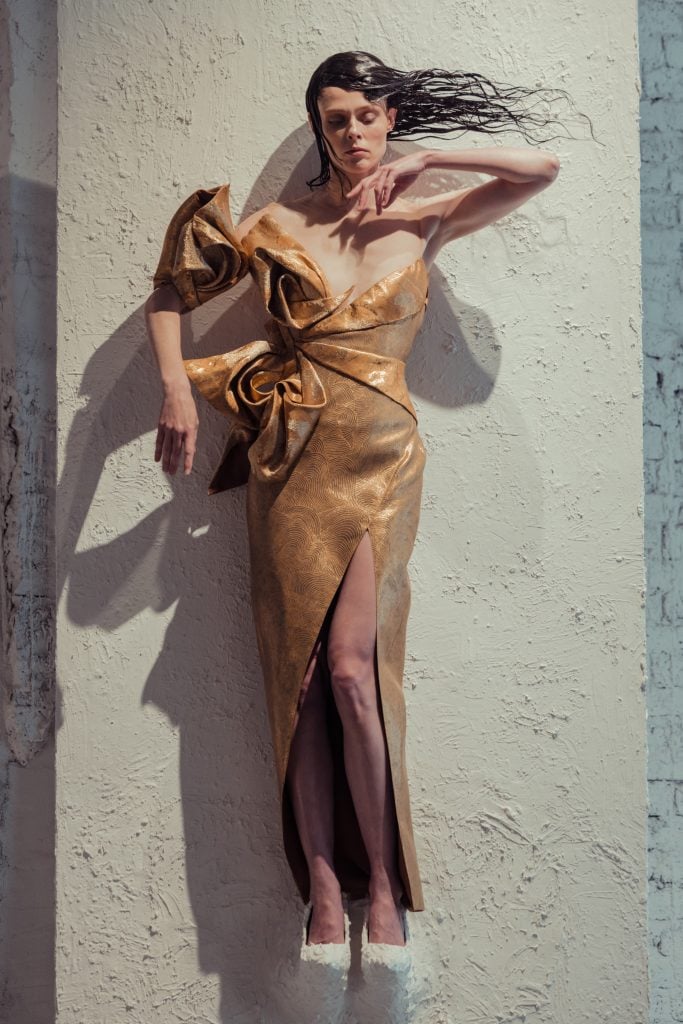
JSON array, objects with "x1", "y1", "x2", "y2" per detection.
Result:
[
  {"x1": 639, "y1": 0, "x2": 683, "y2": 1020},
  {"x1": 56, "y1": 1, "x2": 646, "y2": 1022}
]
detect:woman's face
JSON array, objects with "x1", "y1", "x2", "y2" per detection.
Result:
[{"x1": 311, "y1": 86, "x2": 396, "y2": 178}]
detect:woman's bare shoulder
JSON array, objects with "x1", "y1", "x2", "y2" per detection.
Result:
[
  {"x1": 234, "y1": 202, "x2": 277, "y2": 243},
  {"x1": 233, "y1": 194, "x2": 324, "y2": 243}
]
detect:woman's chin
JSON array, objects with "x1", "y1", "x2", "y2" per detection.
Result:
[{"x1": 343, "y1": 156, "x2": 379, "y2": 175}]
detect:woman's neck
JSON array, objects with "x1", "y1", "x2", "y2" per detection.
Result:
[{"x1": 316, "y1": 168, "x2": 374, "y2": 211}]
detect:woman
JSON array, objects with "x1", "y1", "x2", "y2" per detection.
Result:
[{"x1": 145, "y1": 51, "x2": 566, "y2": 952}]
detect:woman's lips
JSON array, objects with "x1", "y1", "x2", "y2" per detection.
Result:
[{"x1": 346, "y1": 148, "x2": 368, "y2": 155}]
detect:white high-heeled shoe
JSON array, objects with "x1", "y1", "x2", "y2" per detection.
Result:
[
  {"x1": 362, "y1": 901, "x2": 411, "y2": 969},
  {"x1": 300, "y1": 897, "x2": 351, "y2": 970}
]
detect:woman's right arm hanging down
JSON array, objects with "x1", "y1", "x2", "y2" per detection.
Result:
[
  {"x1": 144, "y1": 283, "x2": 199, "y2": 478},
  {"x1": 144, "y1": 183, "x2": 254, "y2": 479}
]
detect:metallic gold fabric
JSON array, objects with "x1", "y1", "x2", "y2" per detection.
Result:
[{"x1": 152, "y1": 185, "x2": 430, "y2": 911}]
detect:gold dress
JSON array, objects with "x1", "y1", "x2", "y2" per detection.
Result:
[{"x1": 152, "y1": 184, "x2": 429, "y2": 912}]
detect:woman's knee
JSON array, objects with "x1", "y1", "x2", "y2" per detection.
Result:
[{"x1": 327, "y1": 644, "x2": 376, "y2": 719}]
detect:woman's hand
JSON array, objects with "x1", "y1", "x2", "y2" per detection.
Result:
[
  {"x1": 347, "y1": 152, "x2": 430, "y2": 214},
  {"x1": 154, "y1": 379, "x2": 199, "y2": 477}
]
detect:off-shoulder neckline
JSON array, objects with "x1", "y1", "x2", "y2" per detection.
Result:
[{"x1": 239, "y1": 210, "x2": 427, "y2": 311}]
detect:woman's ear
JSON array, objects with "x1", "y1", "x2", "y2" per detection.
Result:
[{"x1": 386, "y1": 106, "x2": 397, "y2": 131}]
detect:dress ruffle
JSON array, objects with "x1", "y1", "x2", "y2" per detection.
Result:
[
  {"x1": 152, "y1": 184, "x2": 249, "y2": 310},
  {"x1": 182, "y1": 325, "x2": 327, "y2": 492}
]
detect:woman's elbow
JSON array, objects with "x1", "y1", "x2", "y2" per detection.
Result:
[
  {"x1": 144, "y1": 282, "x2": 187, "y2": 316},
  {"x1": 541, "y1": 153, "x2": 561, "y2": 182}
]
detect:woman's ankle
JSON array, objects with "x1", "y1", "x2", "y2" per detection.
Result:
[
  {"x1": 368, "y1": 870, "x2": 403, "y2": 904},
  {"x1": 309, "y1": 868, "x2": 343, "y2": 906}
]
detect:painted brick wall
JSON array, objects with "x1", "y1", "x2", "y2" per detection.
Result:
[{"x1": 639, "y1": 0, "x2": 683, "y2": 1021}]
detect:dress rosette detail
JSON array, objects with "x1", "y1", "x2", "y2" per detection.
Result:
[{"x1": 183, "y1": 320, "x2": 327, "y2": 489}]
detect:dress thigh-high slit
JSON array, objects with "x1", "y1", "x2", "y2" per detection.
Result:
[{"x1": 285, "y1": 529, "x2": 403, "y2": 909}]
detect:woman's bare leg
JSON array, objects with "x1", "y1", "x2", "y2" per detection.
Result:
[
  {"x1": 286, "y1": 634, "x2": 345, "y2": 944},
  {"x1": 326, "y1": 530, "x2": 405, "y2": 945}
]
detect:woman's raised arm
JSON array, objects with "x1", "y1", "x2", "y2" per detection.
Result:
[{"x1": 348, "y1": 145, "x2": 560, "y2": 256}]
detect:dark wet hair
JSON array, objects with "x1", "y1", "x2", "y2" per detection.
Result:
[{"x1": 305, "y1": 50, "x2": 593, "y2": 190}]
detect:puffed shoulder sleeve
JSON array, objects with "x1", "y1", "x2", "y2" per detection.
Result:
[{"x1": 151, "y1": 183, "x2": 249, "y2": 310}]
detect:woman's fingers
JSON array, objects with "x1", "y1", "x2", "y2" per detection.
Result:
[
  {"x1": 379, "y1": 171, "x2": 396, "y2": 210},
  {"x1": 161, "y1": 427, "x2": 177, "y2": 474},
  {"x1": 155, "y1": 391, "x2": 199, "y2": 477},
  {"x1": 171, "y1": 430, "x2": 185, "y2": 475},
  {"x1": 374, "y1": 173, "x2": 386, "y2": 213},
  {"x1": 356, "y1": 178, "x2": 373, "y2": 209},
  {"x1": 156, "y1": 423, "x2": 196, "y2": 476},
  {"x1": 352, "y1": 169, "x2": 399, "y2": 213},
  {"x1": 349, "y1": 154, "x2": 428, "y2": 210},
  {"x1": 372, "y1": 170, "x2": 397, "y2": 213},
  {"x1": 183, "y1": 429, "x2": 196, "y2": 476}
]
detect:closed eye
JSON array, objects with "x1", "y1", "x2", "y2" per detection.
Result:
[{"x1": 327, "y1": 115, "x2": 377, "y2": 127}]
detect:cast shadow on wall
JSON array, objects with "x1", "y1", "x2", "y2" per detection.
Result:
[{"x1": 57, "y1": 127, "x2": 542, "y2": 1022}]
